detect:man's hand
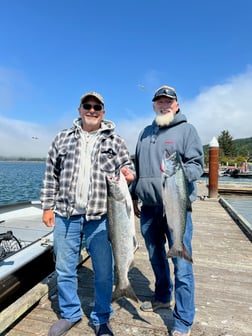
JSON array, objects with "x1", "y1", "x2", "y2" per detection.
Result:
[
  {"x1": 42, "y1": 209, "x2": 55, "y2": 227},
  {"x1": 121, "y1": 166, "x2": 135, "y2": 185}
]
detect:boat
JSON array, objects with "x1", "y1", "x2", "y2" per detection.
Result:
[
  {"x1": 0, "y1": 201, "x2": 54, "y2": 310},
  {"x1": 229, "y1": 159, "x2": 252, "y2": 178},
  {"x1": 219, "y1": 168, "x2": 232, "y2": 177},
  {"x1": 203, "y1": 168, "x2": 233, "y2": 177},
  {"x1": 229, "y1": 169, "x2": 252, "y2": 179}
]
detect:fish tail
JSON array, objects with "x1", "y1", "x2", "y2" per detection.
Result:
[
  {"x1": 182, "y1": 245, "x2": 193, "y2": 263},
  {"x1": 167, "y1": 245, "x2": 193, "y2": 263},
  {"x1": 112, "y1": 284, "x2": 138, "y2": 303}
]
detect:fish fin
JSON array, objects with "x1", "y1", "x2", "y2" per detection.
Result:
[
  {"x1": 112, "y1": 283, "x2": 138, "y2": 303},
  {"x1": 125, "y1": 199, "x2": 132, "y2": 217},
  {"x1": 133, "y1": 235, "x2": 139, "y2": 253},
  {"x1": 186, "y1": 198, "x2": 192, "y2": 212},
  {"x1": 167, "y1": 245, "x2": 193, "y2": 263}
]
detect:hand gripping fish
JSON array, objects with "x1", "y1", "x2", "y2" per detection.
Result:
[
  {"x1": 161, "y1": 150, "x2": 193, "y2": 263},
  {"x1": 106, "y1": 171, "x2": 138, "y2": 302}
]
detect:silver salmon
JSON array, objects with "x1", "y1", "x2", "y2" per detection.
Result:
[
  {"x1": 107, "y1": 171, "x2": 138, "y2": 302},
  {"x1": 161, "y1": 150, "x2": 193, "y2": 263}
]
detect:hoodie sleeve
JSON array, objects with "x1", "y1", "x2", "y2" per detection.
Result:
[{"x1": 182, "y1": 124, "x2": 204, "y2": 182}]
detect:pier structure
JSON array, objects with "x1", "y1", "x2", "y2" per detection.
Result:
[{"x1": 1, "y1": 181, "x2": 252, "y2": 336}]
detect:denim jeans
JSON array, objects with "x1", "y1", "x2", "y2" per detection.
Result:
[
  {"x1": 54, "y1": 214, "x2": 114, "y2": 326},
  {"x1": 140, "y1": 205, "x2": 195, "y2": 333}
]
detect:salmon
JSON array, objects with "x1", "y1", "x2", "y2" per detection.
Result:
[
  {"x1": 161, "y1": 150, "x2": 193, "y2": 263},
  {"x1": 107, "y1": 171, "x2": 138, "y2": 302}
]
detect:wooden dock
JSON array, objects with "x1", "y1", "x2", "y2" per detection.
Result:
[
  {"x1": 1, "y1": 181, "x2": 252, "y2": 336},
  {"x1": 218, "y1": 182, "x2": 252, "y2": 194}
]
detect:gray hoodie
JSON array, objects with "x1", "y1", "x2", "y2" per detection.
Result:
[{"x1": 133, "y1": 110, "x2": 204, "y2": 206}]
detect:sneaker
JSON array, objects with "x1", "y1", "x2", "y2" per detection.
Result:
[
  {"x1": 95, "y1": 322, "x2": 114, "y2": 336},
  {"x1": 48, "y1": 318, "x2": 81, "y2": 336},
  {"x1": 171, "y1": 330, "x2": 191, "y2": 336},
  {"x1": 140, "y1": 299, "x2": 174, "y2": 312}
]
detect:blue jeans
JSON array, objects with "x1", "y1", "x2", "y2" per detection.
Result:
[
  {"x1": 53, "y1": 214, "x2": 114, "y2": 326},
  {"x1": 140, "y1": 205, "x2": 195, "y2": 333}
]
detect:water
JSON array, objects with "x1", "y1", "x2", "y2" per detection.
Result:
[
  {"x1": 0, "y1": 161, "x2": 45, "y2": 205},
  {"x1": 0, "y1": 162, "x2": 252, "y2": 226},
  {"x1": 200, "y1": 176, "x2": 252, "y2": 226},
  {"x1": 223, "y1": 194, "x2": 252, "y2": 223}
]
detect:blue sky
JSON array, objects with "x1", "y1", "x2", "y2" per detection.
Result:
[{"x1": 1, "y1": 0, "x2": 252, "y2": 157}]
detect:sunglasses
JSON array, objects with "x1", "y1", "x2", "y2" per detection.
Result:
[
  {"x1": 154, "y1": 88, "x2": 177, "y2": 99},
  {"x1": 82, "y1": 103, "x2": 103, "y2": 111}
]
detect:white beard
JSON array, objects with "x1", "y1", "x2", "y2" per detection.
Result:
[{"x1": 155, "y1": 111, "x2": 174, "y2": 127}]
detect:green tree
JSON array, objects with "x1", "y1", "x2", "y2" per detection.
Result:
[{"x1": 218, "y1": 130, "x2": 235, "y2": 157}]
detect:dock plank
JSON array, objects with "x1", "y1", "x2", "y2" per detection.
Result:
[{"x1": 1, "y1": 182, "x2": 252, "y2": 336}]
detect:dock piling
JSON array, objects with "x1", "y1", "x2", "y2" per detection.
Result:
[{"x1": 208, "y1": 137, "x2": 219, "y2": 198}]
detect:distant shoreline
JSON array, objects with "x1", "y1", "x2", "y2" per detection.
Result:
[{"x1": 0, "y1": 159, "x2": 46, "y2": 162}]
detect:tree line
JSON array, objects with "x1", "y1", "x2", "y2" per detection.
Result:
[
  {"x1": 203, "y1": 131, "x2": 252, "y2": 166},
  {"x1": 0, "y1": 157, "x2": 46, "y2": 162}
]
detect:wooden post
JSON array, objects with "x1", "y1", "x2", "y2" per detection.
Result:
[{"x1": 208, "y1": 137, "x2": 219, "y2": 198}]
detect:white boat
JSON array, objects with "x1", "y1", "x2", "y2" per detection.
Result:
[{"x1": 0, "y1": 201, "x2": 54, "y2": 309}]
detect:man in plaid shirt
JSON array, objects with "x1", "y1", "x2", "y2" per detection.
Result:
[{"x1": 41, "y1": 91, "x2": 135, "y2": 336}]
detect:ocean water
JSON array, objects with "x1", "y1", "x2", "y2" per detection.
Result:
[
  {"x1": 221, "y1": 194, "x2": 252, "y2": 230},
  {"x1": 200, "y1": 176, "x2": 252, "y2": 225},
  {"x1": 0, "y1": 161, "x2": 45, "y2": 205},
  {"x1": 0, "y1": 162, "x2": 252, "y2": 226}
]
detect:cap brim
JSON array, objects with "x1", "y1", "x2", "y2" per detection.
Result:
[{"x1": 152, "y1": 94, "x2": 176, "y2": 101}]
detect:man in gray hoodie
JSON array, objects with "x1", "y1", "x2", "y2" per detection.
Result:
[{"x1": 132, "y1": 85, "x2": 204, "y2": 336}]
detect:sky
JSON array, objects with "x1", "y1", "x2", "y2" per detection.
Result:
[{"x1": 0, "y1": 0, "x2": 252, "y2": 158}]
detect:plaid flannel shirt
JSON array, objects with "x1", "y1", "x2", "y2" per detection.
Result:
[{"x1": 40, "y1": 118, "x2": 135, "y2": 220}]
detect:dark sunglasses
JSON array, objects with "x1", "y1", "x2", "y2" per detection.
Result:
[
  {"x1": 154, "y1": 88, "x2": 177, "y2": 99},
  {"x1": 82, "y1": 103, "x2": 103, "y2": 111}
]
